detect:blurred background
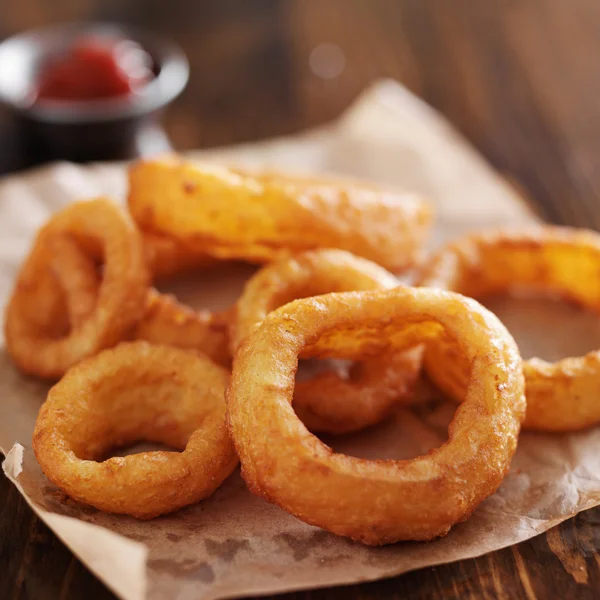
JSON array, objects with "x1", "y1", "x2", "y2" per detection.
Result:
[{"x1": 0, "y1": 0, "x2": 599, "y2": 227}]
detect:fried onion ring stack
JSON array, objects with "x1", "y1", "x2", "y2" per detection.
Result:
[
  {"x1": 227, "y1": 287, "x2": 525, "y2": 544},
  {"x1": 420, "y1": 227, "x2": 600, "y2": 431},
  {"x1": 127, "y1": 158, "x2": 432, "y2": 272},
  {"x1": 6, "y1": 158, "x2": 555, "y2": 545}
]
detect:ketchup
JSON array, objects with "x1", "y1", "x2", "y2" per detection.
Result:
[{"x1": 35, "y1": 37, "x2": 154, "y2": 102}]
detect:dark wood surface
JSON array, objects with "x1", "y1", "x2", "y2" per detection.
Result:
[{"x1": 3, "y1": 1, "x2": 600, "y2": 598}]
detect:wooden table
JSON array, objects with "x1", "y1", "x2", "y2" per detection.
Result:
[{"x1": 2, "y1": 1, "x2": 600, "y2": 598}]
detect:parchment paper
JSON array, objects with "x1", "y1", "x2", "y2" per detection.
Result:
[{"x1": 3, "y1": 79, "x2": 600, "y2": 600}]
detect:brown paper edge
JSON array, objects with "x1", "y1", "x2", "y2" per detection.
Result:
[{"x1": 2, "y1": 444, "x2": 148, "y2": 600}]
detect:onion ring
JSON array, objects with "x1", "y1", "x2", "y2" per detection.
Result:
[
  {"x1": 134, "y1": 290, "x2": 231, "y2": 366},
  {"x1": 143, "y1": 231, "x2": 218, "y2": 281},
  {"x1": 420, "y1": 226, "x2": 600, "y2": 432},
  {"x1": 5, "y1": 199, "x2": 149, "y2": 379},
  {"x1": 33, "y1": 341, "x2": 237, "y2": 518},
  {"x1": 48, "y1": 235, "x2": 100, "y2": 329},
  {"x1": 15, "y1": 267, "x2": 70, "y2": 340},
  {"x1": 232, "y1": 249, "x2": 421, "y2": 434},
  {"x1": 127, "y1": 158, "x2": 432, "y2": 272},
  {"x1": 44, "y1": 226, "x2": 231, "y2": 366},
  {"x1": 227, "y1": 287, "x2": 525, "y2": 544}
]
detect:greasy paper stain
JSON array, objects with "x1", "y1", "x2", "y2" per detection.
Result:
[
  {"x1": 204, "y1": 538, "x2": 250, "y2": 563},
  {"x1": 274, "y1": 531, "x2": 335, "y2": 562},
  {"x1": 148, "y1": 557, "x2": 215, "y2": 584}
]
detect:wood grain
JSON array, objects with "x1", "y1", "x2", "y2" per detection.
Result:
[{"x1": 2, "y1": 0, "x2": 600, "y2": 598}]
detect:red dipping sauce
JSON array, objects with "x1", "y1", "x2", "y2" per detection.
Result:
[{"x1": 35, "y1": 36, "x2": 155, "y2": 103}]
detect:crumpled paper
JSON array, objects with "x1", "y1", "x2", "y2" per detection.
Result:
[{"x1": 3, "y1": 79, "x2": 600, "y2": 600}]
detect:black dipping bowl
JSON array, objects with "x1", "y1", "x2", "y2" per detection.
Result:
[{"x1": 0, "y1": 22, "x2": 189, "y2": 162}]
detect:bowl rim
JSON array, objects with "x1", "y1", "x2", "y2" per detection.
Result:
[{"x1": 0, "y1": 21, "x2": 190, "y2": 123}]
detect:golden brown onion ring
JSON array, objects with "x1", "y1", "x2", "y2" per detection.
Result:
[
  {"x1": 227, "y1": 287, "x2": 525, "y2": 545},
  {"x1": 142, "y1": 231, "x2": 218, "y2": 281},
  {"x1": 127, "y1": 158, "x2": 432, "y2": 272},
  {"x1": 134, "y1": 290, "x2": 231, "y2": 366},
  {"x1": 420, "y1": 227, "x2": 600, "y2": 432},
  {"x1": 48, "y1": 235, "x2": 100, "y2": 329},
  {"x1": 232, "y1": 249, "x2": 421, "y2": 434},
  {"x1": 45, "y1": 228, "x2": 231, "y2": 366},
  {"x1": 33, "y1": 341, "x2": 238, "y2": 518},
  {"x1": 4, "y1": 199, "x2": 148, "y2": 379}
]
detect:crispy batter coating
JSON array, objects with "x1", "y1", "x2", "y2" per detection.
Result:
[
  {"x1": 134, "y1": 290, "x2": 231, "y2": 366},
  {"x1": 45, "y1": 225, "x2": 231, "y2": 366},
  {"x1": 127, "y1": 158, "x2": 432, "y2": 272},
  {"x1": 420, "y1": 226, "x2": 600, "y2": 431},
  {"x1": 142, "y1": 231, "x2": 218, "y2": 281},
  {"x1": 48, "y1": 234, "x2": 100, "y2": 329},
  {"x1": 33, "y1": 342, "x2": 238, "y2": 518},
  {"x1": 227, "y1": 287, "x2": 525, "y2": 545},
  {"x1": 4, "y1": 199, "x2": 149, "y2": 379},
  {"x1": 232, "y1": 249, "x2": 421, "y2": 434}
]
